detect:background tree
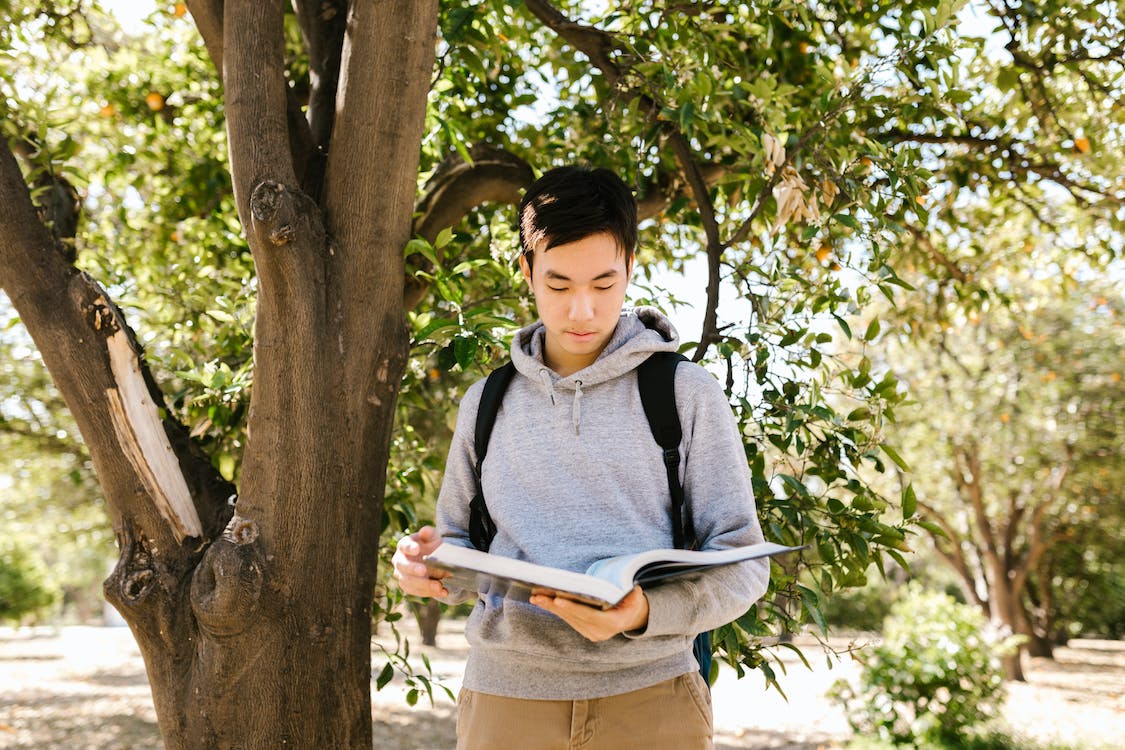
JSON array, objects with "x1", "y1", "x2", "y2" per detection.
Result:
[
  {"x1": 1, "y1": 1, "x2": 1122, "y2": 748},
  {"x1": 876, "y1": 255, "x2": 1125, "y2": 679}
]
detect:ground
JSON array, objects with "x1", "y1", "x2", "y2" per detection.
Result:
[{"x1": 1, "y1": 619, "x2": 1122, "y2": 750}]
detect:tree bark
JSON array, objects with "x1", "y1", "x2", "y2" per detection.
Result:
[
  {"x1": 2, "y1": 1, "x2": 440, "y2": 747},
  {"x1": 411, "y1": 599, "x2": 443, "y2": 647}
]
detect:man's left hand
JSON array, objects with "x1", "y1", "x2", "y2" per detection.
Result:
[{"x1": 530, "y1": 585, "x2": 649, "y2": 642}]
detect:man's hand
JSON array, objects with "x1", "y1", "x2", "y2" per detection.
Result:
[
  {"x1": 530, "y1": 585, "x2": 649, "y2": 642},
  {"x1": 391, "y1": 526, "x2": 449, "y2": 598}
]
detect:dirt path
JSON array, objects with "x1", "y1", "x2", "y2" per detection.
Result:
[{"x1": 2, "y1": 623, "x2": 1121, "y2": 749}]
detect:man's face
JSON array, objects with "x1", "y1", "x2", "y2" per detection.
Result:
[{"x1": 520, "y1": 231, "x2": 632, "y2": 377}]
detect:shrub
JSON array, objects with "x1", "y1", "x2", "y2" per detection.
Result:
[
  {"x1": 829, "y1": 583, "x2": 1021, "y2": 745},
  {"x1": 822, "y1": 576, "x2": 897, "y2": 632},
  {"x1": 0, "y1": 543, "x2": 57, "y2": 623}
]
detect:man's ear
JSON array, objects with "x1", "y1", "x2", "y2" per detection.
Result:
[{"x1": 519, "y1": 252, "x2": 533, "y2": 284}]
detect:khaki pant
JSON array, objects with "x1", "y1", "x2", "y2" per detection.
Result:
[{"x1": 456, "y1": 673, "x2": 714, "y2": 750}]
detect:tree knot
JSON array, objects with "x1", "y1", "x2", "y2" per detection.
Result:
[
  {"x1": 248, "y1": 180, "x2": 323, "y2": 249},
  {"x1": 190, "y1": 519, "x2": 265, "y2": 637},
  {"x1": 83, "y1": 289, "x2": 120, "y2": 334},
  {"x1": 224, "y1": 514, "x2": 260, "y2": 545},
  {"x1": 249, "y1": 180, "x2": 286, "y2": 223},
  {"x1": 104, "y1": 525, "x2": 159, "y2": 608}
]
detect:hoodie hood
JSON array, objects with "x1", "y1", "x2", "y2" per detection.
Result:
[
  {"x1": 510, "y1": 306, "x2": 681, "y2": 391},
  {"x1": 510, "y1": 306, "x2": 680, "y2": 434}
]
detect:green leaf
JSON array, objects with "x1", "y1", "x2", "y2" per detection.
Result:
[
  {"x1": 679, "y1": 101, "x2": 695, "y2": 132},
  {"x1": 453, "y1": 335, "x2": 479, "y2": 369},
  {"x1": 880, "y1": 443, "x2": 911, "y2": 471},
  {"x1": 902, "y1": 483, "x2": 917, "y2": 519},
  {"x1": 375, "y1": 662, "x2": 394, "y2": 691},
  {"x1": 404, "y1": 237, "x2": 436, "y2": 264},
  {"x1": 434, "y1": 226, "x2": 455, "y2": 250},
  {"x1": 863, "y1": 317, "x2": 881, "y2": 341},
  {"x1": 918, "y1": 520, "x2": 949, "y2": 539},
  {"x1": 413, "y1": 317, "x2": 460, "y2": 341},
  {"x1": 798, "y1": 585, "x2": 828, "y2": 633}
]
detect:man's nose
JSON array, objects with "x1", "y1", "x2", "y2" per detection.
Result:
[{"x1": 569, "y1": 291, "x2": 595, "y2": 321}]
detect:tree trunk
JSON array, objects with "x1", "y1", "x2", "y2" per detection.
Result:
[
  {"x1": 411, "y1": 599, "x2": 443, "y2": 647},
  {"x1": 985, "y1": 558, "x2": 1026, "y2": 681},
  {"x1": 1, "y1": 2, "x2": 440, "y2": 748}
]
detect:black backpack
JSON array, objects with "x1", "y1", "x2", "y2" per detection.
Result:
[{"x1": 466, "y1": 351, "x2": 714, "y2": 685}]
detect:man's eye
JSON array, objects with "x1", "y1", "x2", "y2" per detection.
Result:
[
  {"x1": 595, "y1": 285, "x2": 615, "y2": 291},
  {"x1": 547, "y1": 286, "x2": 568, "y2": 292}
]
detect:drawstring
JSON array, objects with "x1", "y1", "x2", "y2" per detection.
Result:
[
  {"x1": 538, "y1": 368, "x2": 583, "y2": 434},
  {"x1": 573, "y1": 380, "x2": 583, "y2": 435},
  {"x1": 538, "y1": 368, "x2": 557, "y2": 406}
]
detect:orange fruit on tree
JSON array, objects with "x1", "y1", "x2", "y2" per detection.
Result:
[
  {"x1": 1074, "y1": 137, "x2": 1091, "y2": 154},
  {"x1": 98, "y1": 103, "x2": 116, "y2": 118},
  {"x1": 173, "y1": 3, "x2": 187, "y2": 17},
  {"x1": 146, "y1": 91, "x2": 165, "y2": 111}
]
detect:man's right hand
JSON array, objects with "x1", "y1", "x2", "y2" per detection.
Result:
[{"x1": 391, "y1": 525, "x2": 449, "y2": 598}]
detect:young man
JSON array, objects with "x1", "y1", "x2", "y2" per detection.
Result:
[{"x1": 393, "y1": 166, "x2": 769, "y2": 749}]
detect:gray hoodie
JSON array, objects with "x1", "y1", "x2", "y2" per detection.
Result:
[{"x1": 436, "y1": 307, "x2": 770, "y2": 699}]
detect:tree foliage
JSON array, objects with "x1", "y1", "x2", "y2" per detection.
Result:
[
  {"x1": 0, "y1": 0, "x2": 1122, "y2": 745},
  {"x1": 878, "y1": 260, "x2": 1125, "y2": 662}
]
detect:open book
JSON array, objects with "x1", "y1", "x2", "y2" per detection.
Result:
[{"x1": 424, "y1": 541, "x2": 800, "y2": 609}]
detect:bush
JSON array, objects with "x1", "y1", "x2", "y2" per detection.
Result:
[
  {"x1": 829, "y1": 583, "x2": 1021, "y2": 745},
  {"x1": 822, "y1": 576, "x2": 898, "y2": 632},
  {"x1": 0, "y1": 543, "x2": 57, "y2": 623}
]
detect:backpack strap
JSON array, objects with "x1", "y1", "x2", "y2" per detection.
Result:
[
  {"x1": 638, "y1": 351, "x2": 713, "y2": 685},
  {"x1": 468, "y1": 361, "x2": 516, "y2": 551},
  {"x1": 637, "y1": 351, "x2": 697, "y2": 551}
]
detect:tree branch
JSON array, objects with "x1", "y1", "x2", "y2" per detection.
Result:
[
  {"x1": 222, "y1": 0, "x2": 297, "y2": 227},
  {"x1": 916, "y1": 498, "x2": 982, "y2": 606},
  {"x1": 414, "y1": 145, "x2": 534, "y2": 244},
  {"x1": 1011, "y1": 464, "x2": 1069, "y2": 597},
  {"x1": 523, "y1": 0, "x2": 731, "y2": 358},
  {"x1": 188, "y1": 0, "x2": 313, "y2": 200},
  {"x1": 10, "y1": 134, "x2": 81, "y2": 261},
  {"x1": 405, "y1": 144, "x2": 535, "y2": 309},
  {"x1": 664, "y1": 133, "x2": 725, "y2": 362},
  {"x1": 957, "y1": 441, "x2": 1000, "y2": 562},
  {"x1": 635, "y1": 165, "x2": 718, "y2": 222},
  {"x1": 523, "y1": 0, "x2": 625, "y2": 87},
  {"x1": 323, "y1": 1, "x2": 439, "y2": 270},
  {"x1": 905, "y1": 223, "x2": 970, "y2": 283},
  {"x1": 292, "y1": 0, "x2": 348, "y2": 195},
  {"x1": 183, "y1": 0, "x2": 224, "y2": 71},
  {"x1": 0, "y1": 138, "x2": 233, "y2": 551}
]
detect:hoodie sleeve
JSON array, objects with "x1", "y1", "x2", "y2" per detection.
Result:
[
  {"x1": 432, "y1": 379, "x2": 486, "y2": 604},
  {"x1": 628, "y1": 363, "x2": 771, "y2": 638}
]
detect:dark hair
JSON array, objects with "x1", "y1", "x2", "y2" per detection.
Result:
[{"x1": 518, "y1": 166, "x2": 638, "y2": 274}]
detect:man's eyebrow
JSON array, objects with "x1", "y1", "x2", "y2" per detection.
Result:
[{"x1": 543, "y1": 269, "x2": 621, "y2": 282}]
